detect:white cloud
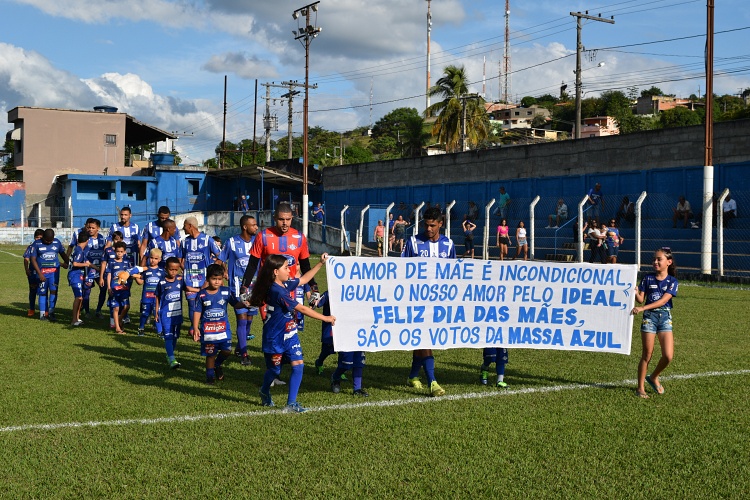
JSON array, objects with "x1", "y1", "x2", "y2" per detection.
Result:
[{"x1": 202, "y1": 52, "x2": 279, "y2": 79}]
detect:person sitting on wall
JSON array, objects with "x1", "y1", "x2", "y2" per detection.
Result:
[
  {"x1": 722, "y1": 193, "x2": 737, "y2": 227},
  {"x1": 672, "y1": 196, "x2": 693, "y2": 228}
]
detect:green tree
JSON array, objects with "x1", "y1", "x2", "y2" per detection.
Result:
[
  {"x1": 531, "y1": 114, "x2": 548, "y2": 128},
  {"x1": 401, "y1": 115, "x2": 430, "y2": 157},
  {"x1": 1, "y1": 139, "x2": 16, "y2": 180},
  {"x1": 170, "y1": 148, "x2": 182, "y2": 166},
  {"x1": 521, "y1": 96, "x2": 537, "y2": 107},
  {"x1": 640, "y1": 86, "x2": 665, "y2": 98},
  {"x1": 425, "y1": 65, "x2": 489, "y2": 152},
  {"x1": 659, "y1": 106, "x2": 702, "y2": 128}
]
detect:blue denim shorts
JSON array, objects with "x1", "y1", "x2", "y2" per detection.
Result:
[{"x1": 641, "y1": 308, "x2": 673, "y2": 334}]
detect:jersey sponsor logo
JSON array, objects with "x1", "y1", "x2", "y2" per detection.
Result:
[
  {"x1": 166, "y1": 291, "x2": 181, "y2": 301},
  {"x1": 281, "y1": 254, "x2": 296, "y2": 267},
  {"x1": 41, "y1": 267, "x2": 57, "y2": 274},
  {"x1": 42, "y1": 252, "x2": 57, "y2": 260},
  {"x1": 203, "y1": 343, "x2": 216, "y2": 355},
  {"x1": 203, "y1": 300, "x2": 212, "y2": 306},
  {"x1": 186, "y1": 254, "x2": 204, "y2": 262},
  {"x1": 271, "y1": 354, "x2": 283, "y2": 366},
  {"x1": 204, "y1": 309, "x2": 225, "y2": 320},
  {"x1": 203, "y1": 321, "x2": 226, "y2": 333},
  {"x1": 292, "y1": 234, "x2": 301, "y2": 239},
  {"x1": 145, "y1": 292, "x2": 155, "y2": 299}
]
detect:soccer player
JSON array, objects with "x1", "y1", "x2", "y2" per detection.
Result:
[
  {"x1": 68, "y1": 231, "x2": 91, "y2": 326},
  {"x1": 191, "y1": 264, "x2": 241, "y2": 384},
  {"x1": 147, "y1": 219, "x2": 181, "y2": 268},
  {"x1": 217, "y1": 214, "x2": 258, "y2": 366},
  {"x1": 23, "y1": 229, "x2": 45, "y2": 317},
  {"x1": 401, "y1": 206, "x2": 455, "y2": 397},
  {"x1": 105, "y1": 241, "x2": 136, "y2": 334},
  {"x1": 480, "y1": 348, "x2": 509, "y2": 388},
  {"x1": 108, "y1": 206, "x2": 140, "y2": 265},
  {"x1": 135, "y1": 248, "x2": 165, "y2": 337},
  {"x1": 248, "y1": 253, "x2": 334, "y2": 413},
  {"x1": 139, "y1": 206, "x2": 180, "y2": 266},
  {"x1": 81, "y1": 219, "x2": 107, "y2": 320},
  {"x1": 29, "y1": 228, "x2": 69, "y2": 321},
  {"x1": 155, "y1": 257, "x2": 198, "y2": 368},
  {"x1": 314, "y1": 292, "x2": 368, "y2": 397},
  {"x1": 181, "y1": 216, "x2": 221, "y2": 338},
  {"x1": 632, "y1": 247, "x2": 678, "y2": 399}
]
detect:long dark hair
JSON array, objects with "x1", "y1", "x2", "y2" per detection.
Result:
[
  {"x1": 249, "y1": 254, "x2": 288, "y2": 307},
  {"x1": 656, "y1": 247, "x2": 677, "y2": 277}
]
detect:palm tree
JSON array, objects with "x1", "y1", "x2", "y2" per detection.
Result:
[
  {"x1": 425, "y1": 65, "x2": 489, "y2": 153},
  {"x1": 401, "y1": 115, "x2": 430, "y2": 157}
]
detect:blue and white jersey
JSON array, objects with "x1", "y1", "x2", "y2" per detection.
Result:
[
  {"x1": 108, "y1": 222, "x2": 140, "y2": 257},
  {"x1": 31, "y1": 238, "x2": 66, "y2": 275},
  {"x1": 315, "y1": 291, "x2": 333, "y2": 342},
  {"x1": 23, "y1": 242, "x2": 39, "y2": 279},
  {"x1": 105, "y1": 259, "x2": 135, "y2": 293},
  {"x1": 68, "y1": 245, "x2": 88, "y2": 282},
  {"x1": 588, "y1": 187, "x2": 603, "y2": 206},
  {"x1": 401, "y1": 233, "x2": 456, "y2": 259},
  {"x1": 84, "y1": 234, "x2": 107, "y2": 280},
  {"x1": 638, "y1": 274, "x2": 679, "y2": 309},
  {"x1": 262, "y1": 279, "x2": 300, "y2": 354},
  {"x1": 182, "y1": 232, "x2": 221, "y2": 289},
  {"x1": 141, "y1": 267, "x2": 166, "y2": 303},
  {"x1": 68, "y1": 226, "x2": 87, "y2": 248},
  {"x1": 219, "y1": 234, "x2": 255, "y2": 295},
  {"x1": 195, "y1": 286, "x2": 238, "y2": 343},
  {"x1": 148, "y1": 236, "x2": 181, "y2": 267},
  {"x1": 156, "y1": 276, "x2": 187, "y2": 320},
  {"x1": 141, "y1": 220, "x2": 181, "y2": 246}
]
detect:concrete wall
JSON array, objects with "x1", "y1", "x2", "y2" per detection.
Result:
[{"x1": 323, "y1": 119, "x2": 750, "y2": 191}]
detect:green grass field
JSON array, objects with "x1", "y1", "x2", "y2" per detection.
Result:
[{"x1": 1, "y1": 244, "x2": 748, "y2": 498}]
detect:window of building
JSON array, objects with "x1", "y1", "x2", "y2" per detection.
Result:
[
  {"x1": 104, "y1": 134, "x2": 117, "y2": 146},
  {"x1": 514, "y1": 111, "x2": 520, "y2": 116},
  {"x1": 121, "y1": 181, "x2": 147, "y2": 201},
  {"x1": 188, "y1": 179, "x2": 200, "y2": 196}
]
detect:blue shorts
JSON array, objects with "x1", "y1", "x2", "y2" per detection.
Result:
[
  {"x1": 28, "y1": 273, "x2": 40, "y2": 287},
  {"x1": 160, "y1": 318, "x2": 182, "y2": 339},
  {"x1": 338, "y1": 351, "x2": 366, "y2": 369},
  {"x1": 37, "y1": 270, "x2": 60, "y2": 295},
  {"x1": 264, "y1": 333, "x2": 304, "y2": 364},
  {"x1": 201, "y1": 340, "x2": 232, "y2": 357},
  {"x1": 230, "y1": 291, "x2": 256, "y2": 316},
  {"x1": 641, "y1": 308, "x2": 673, "y2": 334},
  {"x1": 482, "y1": 347, "x2": 509, "y2": 364},
  {"x1": 108, "y1": 292, "x2": 130, "y2": 309},
  {"x1": 607, "y1": 245, "x2": 619, "y2": 258},
  {"x1": 69, "y1": 273, "x2": 85, "y2": 298}
]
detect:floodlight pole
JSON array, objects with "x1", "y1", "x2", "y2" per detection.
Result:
[
  {"x1": 701, "y1": 0, "x2": 715, "y2": 276},
  {"x1": 293, "y1": 1, "x2": 321, "y2": 237}
]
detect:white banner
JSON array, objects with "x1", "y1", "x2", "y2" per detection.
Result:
[{"x1": 326, "y1": 257, "x2": 637, "y2": 355}]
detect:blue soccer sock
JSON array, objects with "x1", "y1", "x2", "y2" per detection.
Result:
[
  {"x1": 206, "y1": 368, "x2": 215, "y2": 380},
  {"x1": 497, "y1": 362, "x2": 506, "y2": 376},
  {"x1": 317, "y1": 343, "x2": 335, "y2": 365},
  {"x1": 28, "y1": 288, "x2": 36, "y2": 310},
  {"x1": 82, "y1": 298, "x2": 90, "y2": 314},
  {"x1": 352, "y1": 367, "x2": 363, "y2": 391},
  {"x1": 423, "y1": 356, "x2": 436, "y2": 384},
  {"x1": 164, "y1": 336, "x2": 175, "y2": 358},
  {"x1": 139, "y1": 309, "x2": 148, "y2": 329},
  {"x1": 287, "y1": 364, "x2": 304, "y2": 405},
  {"x1": 96, "y1": 287, "x2": 106, "y2": 312},
  {"x1": 215, "y1": 351, "x2": 229, "y2": 368},
  {"x1": 49, "y1": 292, "x2": 58, "y2": 313},
  {"x1": 38, "y1": 294, "x2": 48, "y2": 315},
  {"x1": 237, "y1": 318, "x2": 248, "y2": 354},
  {"x1": 261, "y1": 369, "x2": 277, "y2": 393},
  {"x1": 332, "y1": 366, "x2": 347, "y2": 381},
  {"x1": 409, "y1": 355, "x2": 423, "y2": 379}
]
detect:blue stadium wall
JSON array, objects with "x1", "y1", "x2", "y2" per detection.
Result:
[{"x1": 0, "y1": 182, "x2": 25, "y2": 226}]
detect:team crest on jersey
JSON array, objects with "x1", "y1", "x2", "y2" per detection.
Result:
[
  {"x1": 292, "y1": 234, "x2": 301, "y2": 239},
  {"x1": 218, "y1": 299, "x2": 225, "y2": 305},
  {"x1": 439, "y1": 251, "x2": 448, "y2": 257},
  {"x1": 289, "y1": 244, "x2": 297, "y2": 250}
]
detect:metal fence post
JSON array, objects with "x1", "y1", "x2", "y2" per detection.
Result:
[
  {"x1": 529, "y1": 195, "x2": 540, "y2": 260},
  {"x1": 413, "y1": 202, "x2": 425, "y2": 236},
  {"x1": 635, "y1": 191, "x2": 648, "y2": 270},
  {"x1": 340, "y1": 205, "x2": 349, "y2": 255},
  {"x1": 483, "y1": 198, "x2": 496, "y2": 260},
  {"x1": 717, "y1": 188, "x2": 730, "y2": 276},
  {"x1": 445, "y1": 200, "x2": 456, "y2": 241},
  {"x1": 577, "y1": 195, "x2": 588, "y2": 262},
  {"x1": 357, "y1": 205, "x2": 370, "y2": 256},
  {"x1": 383, "y1": 202, "x2": 395, "y2": 258}
]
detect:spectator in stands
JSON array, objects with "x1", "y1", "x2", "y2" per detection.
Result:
[
  {"x1": 466, "y1": 201, "x2": 479, "y2": 222},
  {"x1": 722, "y1": 193, "x2": 737, "y2": 227},
  {"x1": 587, "y1": 183, "x2": 604, "y2": 219},
  {"x1": 494, "y1": 187, "x2": 511, "y2": 219},
  {"x1": 373, "y1": 220, "x2": 385, "y2": 257},
  {"x1": 239, "y1": 195, "x2": 249, "y2": 212},
  {"x1": 615, "y1": 196, "x2": 635, "y2": 226},
  {"x1": 672, "y1": 196, "x2": 693, "y2": 228},
  {"x1": 392, "y1": 216, "x2": 409, "y2": 253},
  {"x1": 462, "y1": 216, "x2": 477, "y2": 258},
  {"x1": 515, "y1": 221, "x2": 528, "y2": 261},
  {"x1": 547, "y1": 199, "x2": 568, "y2": 228},
  {"x1": 587, "y1": 219, "x2": 606, "y2": 264},
  {"x1": 313, "y1": 203, "x2": 325, "y2": 223},
  {"x1": 387, "y1": 213, "x2": 395, "y2": 252}
]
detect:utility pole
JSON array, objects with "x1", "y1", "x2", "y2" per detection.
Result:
[
  {"x1": 221, "y1": 75, "x2": 227, "y2": 169},
  {"x1": 281, "y1": 83, "x2": 301, "y2": 159},
  {"x1": 570, "y1": 11, "x2": 614, "y2": 139},
  {"x1": 292, "y1": 1, "x2": 322, "y2": 237},
  {"x1": 701, "y1": 0, "x2": 715, "y2": 275},
  {"x1": 426, "y1": 0, "x2": 432, "y2": 113},
  {"x1": 502, "y1": 0, "x2": 511, "y2": 104}
]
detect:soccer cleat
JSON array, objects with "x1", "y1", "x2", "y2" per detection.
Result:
[
  {"x1": 246, "y1": 334, "x2": 255, "y2": 341},
  {"x1": 122, "y1": 315, "x2": 131, "y2": 324},
  {"x1": 259, "y1": 389, "x2": 274, "y2": 407},
  {"x1": 27, "y1": 309, "x2": 35, "y2": 317},
  {"x1": 95, "y1": 311, "x2": 103, "y2": 319},
  {"x1": 481, "y1": 370, "x2": 489, "y2": 385},
  {"x1": 40, "y1": 313, "x2": 48, "y2": 321},
  {"x1": 497, "y1": 381, "x2": 508, "y2": 388},
  {"x1": 408, "y1": 377, "x2": 423, "y2": 389},
  {"x1": 430, "y1": 381, "x2": 446, "y2": 397},
  {"x1": 71, "y1": 320, "x2": 84, "y2": 327},
  {"x1": 137, "y1": 328, "x2": 145, "y2": 337},
  {"x1": 283, "y1": 402, "x2": 307, "y2": 413},
  {"x1": 341, "y1": 373, "x2": 348, "y2": 381},
  {"x1": 234, "y1": 348, "x2": 242, "y2": 358},
  {"x1": 314, "y1": 359, "x2": 324, "y2": 375},
  {"x1": 331, "y1": 379, "x2": 341, "y2": 394},
  {"x1": 215, "y1": 366, "x2": 224, "y2": 381},
  {"x1": 270, "y1": 378, "x2": 286, "y2": 387},
  {"x1": 168, "y1": 358, "x2": 181, "y2": 369},
  {"x1": 353, "y1": 389, "x2": 370, "y2": 397},
  {"x1": 206, "y1": 377, "x2": 215, "y2": 385},
  {"x1": 48, "y1": 313, "x2": 57, "y2": 323},
  {"x1": 240, "y1": 354, "x2": 252, "y2": 366}
]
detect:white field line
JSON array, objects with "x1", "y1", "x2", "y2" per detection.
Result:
[
  {"x1": 0, "y1": 249, "x2": 23, "y2": 258},
  {"x1": 1, "y1": 369, "x2": 748, "y2": 434}
]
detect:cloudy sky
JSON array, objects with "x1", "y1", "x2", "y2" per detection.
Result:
[{"x1": 2, "y1": 0, "x2": 749, "y2": 163}]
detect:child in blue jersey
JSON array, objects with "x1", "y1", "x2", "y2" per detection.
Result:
[
  {"x1": 29, "y1": 228, "x2": 69, "y2": 321},
  {"x1": 401, "y1": 206, "x2": 454, "y2": 397},
  {"x1": 155, "y1": 257, "x2": 198, "y2": 368},
  {"x1": 191, "y1": 264, "x2": 241, "y2": 384},
  {"x1": 313, "y1": 292, "x2": 369, "y2": 397},
  {"x1": 68, "y1": 231, "x2": 92, "y2": 326},
  {"x1": 105, "y1": 242, "x2": 137, "y2": 334},
  {"x1": 249, "y1": 253, "x2": 335, "y2": 413},
  {"x1": 23, "y1": 229, "x2": 45, "y2": 317},
  {"x1": 632, "y1": 247, "x2": 678, "y2": 399},
  {"x1": 480, "y1": 348, "x2": 509, "y2": 388},
  {"x1": 134, "y1": 248, "x2": 165, "y2": 337}
]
